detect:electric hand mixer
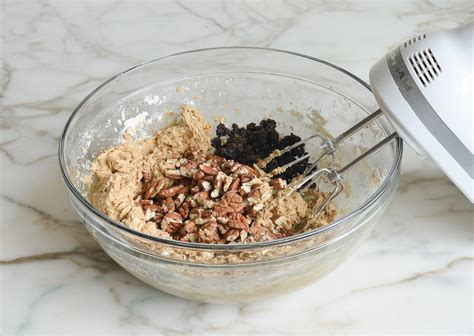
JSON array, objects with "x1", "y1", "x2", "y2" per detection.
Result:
[{"x1": 272, "y1": 23, "x2": 473, "y2": 212}]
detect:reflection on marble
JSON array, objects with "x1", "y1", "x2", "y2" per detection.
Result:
[{"x1": 1, "y1": 0, "x2": 473, "y2": 334}]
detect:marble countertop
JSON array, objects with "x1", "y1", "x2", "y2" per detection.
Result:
[{"x1": 1, "y1": 0, "x2": 473, "y2": 334}]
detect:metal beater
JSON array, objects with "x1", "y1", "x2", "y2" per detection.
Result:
[{"x1": 270, "y1": 108, "x2": 398, "y2": 215}]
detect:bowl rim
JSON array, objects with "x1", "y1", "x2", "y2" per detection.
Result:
[{"x1": 59, "y1": 46, "x2": 403, "y2": 251}]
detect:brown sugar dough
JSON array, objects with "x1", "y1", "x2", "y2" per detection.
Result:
[
  {"x1": 88, "y1": 105, "x2": 211, "y2": 233},
  {"x1": 252, "y1": 191, "x2": 308, "y2": 239}
]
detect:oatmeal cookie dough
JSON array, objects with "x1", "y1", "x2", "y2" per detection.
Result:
[
  {"x1": 88, "y1": 105, "x2": 211, "y2": 232},
  {"x1": 88, "y1": 104, "x2": 337, "y2": 243}
]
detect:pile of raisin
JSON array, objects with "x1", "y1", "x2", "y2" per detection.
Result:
[{"x1": 211, "y1": 119, "x2": 311, "y2": 182}]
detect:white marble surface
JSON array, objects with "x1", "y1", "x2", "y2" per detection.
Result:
[{"x1": 1, "y1": 0, "x2": 473, "y2": 334}]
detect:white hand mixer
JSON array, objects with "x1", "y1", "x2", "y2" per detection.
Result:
[{"x1": 275, "y1": 23, "x2": 473, "y2": 211}]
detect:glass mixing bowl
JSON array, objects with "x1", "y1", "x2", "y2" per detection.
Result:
[{"x1": 59, "y1": 47, "x2": 402, "y2": 303}]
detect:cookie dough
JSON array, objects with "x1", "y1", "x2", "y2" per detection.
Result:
[{"x1": 89, "y1": 105, "x2": 211, "y2": 234}]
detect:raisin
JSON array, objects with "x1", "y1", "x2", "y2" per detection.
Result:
[
  {"x1": 211, "y1": 137, "x2": 222, "y2": 148},
  {"x1": 216, "y1": 123, "x2": 229, "y2": 136},
  {"x1": 211, "y1": 118, "x2": 313, "y2": 183}
]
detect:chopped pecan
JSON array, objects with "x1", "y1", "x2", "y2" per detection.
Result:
[
  {"x1": 179, "y1": 160, "x2": 198, "y2": 177},
  {"x1": 183, "y1": 220, "x2": 197, "y2": 233},
  {"x1": 142, "y1": 204, "x2": 160, "y2": 212},
  {"x1": 189, "y1": 207, "x2": 204, "y2": 220},
  {"x1": 228, "y1": 212, "x2": 250, "y2": 232},
  {"x1": 198, "y1": 221, "x2": 219, "y2": 243},
  {"x1": 193, "y1": 170, "x2": 206, "y2": 180},
  {"x1": 162, "y1": 212, "x2": 183, "y2": 232},
  {"x1": 158, "y1": 185, "x2": 187, "y2": 198},
  {"x1": 222, "y1": 191, "x2": 244, "y2": 211},
  {"x1": 213, "y1": 171, "x2": 226, "y2": 189},
  {"x1": 144, "y1": 178, "x2": 168, "y2": 199},
  {"x1": 198, "y1": 180, "x2": 212, "y2": 191},
  {"x1": 222, "y1": 175, "x2": 234, "y2": 192},
  {"x1": 269, "y1": 178, "x2": 287, "y2": 190},
  {"x1": 229, "y1": 177, "x2": 240, "y2": 191},
  {"x1": 206, "y1": 154, "x2": 225, "y2": 164},
  {"x1": 213, "y1": 201, "x2": 234, "y2": 217},
  {"x1": 162, "y1": 197, "x2": 175, "y2": 213},
  {"x1": 225, "y1": 228, "x2": 240, "y2": 242},
  {"x1": 165, "y1": 169, "x2": 183, "y2": 179},
  {"x1": 194, "y1": 191, "x2": 209, "y2": 205},
  {"x1": 221, "y1": 160, "x2": 234, "y2": 171},
  {"x1": 230, "y1": 162, "x2": 242, "y2": 173},
  {"x1": 152, "y1": 213, "x2": 163, "y2": 223},
  {"x1": 210, "y1": 188, "x2": 220, "y2": 198},
  {"x1": 178, "y1": 202, "x2": 190, "y2": 219},
  {"x1": 247, "y1": 190, "x2": 261, "y2": 204},
  {"x1": 199, "y1": 164, "x2": 219, "y2": 176},
  {"x1": 138, "y1": 199, "x2": 153, "y2": 206}
]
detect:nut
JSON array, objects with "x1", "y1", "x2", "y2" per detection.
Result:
[
  {"x1": 247, "y1": 190, "x2": 261, "y2": 204},
  {"x1": 206, "y1": 154, "x2": 225, "y2": 164},
  {"x1": 194, "y1": 191, "x2": 209, "y2": 205},
  {"x1": 142, "y1": 204, "x2": 160, "y2": 212},
  {"x1": 199, "y1": 164, "x2": 219, "y2": 176},
  {"x1": 222, "y1": 191, "x2": 243, "y2": 207},
  {"x1": 202, "y1": 209, "x2": 214, "y2": 219},
  {"x1": 229, "y1": 177, "x2": 240, "y2": 191},
  {"x1": 165, "y1": 169, "x2": 183, "y2": 179},
  {"x1": 213, "y1": 201, "x2": 234, "y2": 217},
  {"x1": 178, "y1": 202, "x2": 190, "y2": 219},
  {"x1": 198, "y1": 180, "x2": 212, "y2": 191},
  {"x1": 269, "y1": 178, "x2": 287, "y2": 190},
  {"x1": 222, "y1": 175, "x2": 234, "y2": 192},
  {"x1": 213, "y1": 171, "x2": 226, "y2": 189},
  {"x1": 230, "y1": 162, "x2": 242, "y2": 173},
  {"x1": 221, "y1": 160, "x2": 235, "y2": 172},
  {"x1": 162, "y1": 197, "x2": 175, "y2": 213},
  {"x1": 144, "y1": 178, "x2": 168, "y2": 199},
  {"x1": 225, "y1": 228, "x2": 240, "y2": 242},
  {"x1": 228, "y1": 212, "x2": 249, "y2": 232},
  {"x1": 161, "y1": 212, "x2": 183, "y2": 232},
  {"x1": 179, "y1": 161, "x2": 198, "y2": 177},
  {"x1": 158, "y1": 185, "x2": 187, "y2": 198},
  {"x1": 198, "y1": 221, "x2": 219, "y2": 243},
  {"x1": 210, "y1": 188, "x2": 220, "y2": 198},
  {"x1": 193, "y1": 170, "x2": 206, "y2": 180},
  {"x1": 183, "y1": 221, "x2": 197, "y2": 233},
  {"x1": 152, "y1": 213, "x2": 163, "y2": 223},
  {"x1": 189, "y1": 207, "x2": 204, "y2": 220}
]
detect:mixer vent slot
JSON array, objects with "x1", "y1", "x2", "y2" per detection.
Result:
[
  {"x1": 403, "y1": 34, "x2": 426, "y2": 48},
  {"x1": 408, "y1": 48, "x2": 442, "y2": 87}
]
